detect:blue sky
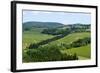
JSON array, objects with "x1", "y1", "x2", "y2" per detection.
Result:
[{"x1": 23, "y1": 10, "x2": 91, "y2": 25}]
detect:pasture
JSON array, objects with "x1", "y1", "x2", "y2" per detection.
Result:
[
  {"x1": 61, "y1": 44, "x2": 91, "y2": 60},
  {"x1": 22, "y1": 28, "x2": 54, "y2": 49}
]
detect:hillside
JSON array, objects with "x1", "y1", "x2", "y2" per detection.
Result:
[
  {"x1": 47, "y1": 32, "x2": 90, "y2": 45},
  {"x1": 61, "y1": 44, "x2": 91, "y2": 59},
  {"x1": 22, "y1": 22, "x2": 91, "y2": 62},
  {"x1": 22, "y1": 28, "x2": 54, "y2": 49},
  {"x1": 23, "y1": 21, "x2": 63, "y2": 29}
]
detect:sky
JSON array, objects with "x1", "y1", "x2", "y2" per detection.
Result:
[{"x1": 23, "y1": 10, "x2": 91, "y2": 25}]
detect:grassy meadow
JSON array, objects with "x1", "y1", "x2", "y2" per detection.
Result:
[
  {"x1": 22, "y1": 27, "x2": 54, "y2": 49},
  {"x1": 61, "y1": 44, "x2": 91, "y2": 60}
]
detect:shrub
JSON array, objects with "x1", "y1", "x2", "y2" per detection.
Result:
[
  {"x1": 71, "y1": 37, "x2": 91, "y2": 48},
  {"x1": 23, "y1": 44, "x2": 78, "y2": 62}
]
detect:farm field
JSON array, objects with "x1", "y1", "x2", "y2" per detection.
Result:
[
  {"x1": 22, "y1": 28, "x2": 54, "y2": 49},
  {"x1": 61, "y1": 44, "x2": 91, "y2": 60},
  {"x1": 50, "y1": 32, "x2": 90, "y2": 45}
]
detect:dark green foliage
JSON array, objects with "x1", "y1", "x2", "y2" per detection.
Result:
[
  {"x1": 41, "y1": 24, "x2": 90, "y2": 35},
  {"x1": 73, "y1": 53, "x2": 78, "y2": 60},
  {"x1": 22, "y1": 49, "x2": 31, "y2": 62},
  {"x1": 41, "y1": 28, "x2": 57, "y2": 35},
  {"x1": 23, "y1": 44, "x2": 79, "y2": 62},
  {"x1": 28, "y1": 43, "x2": 38, "y2": 49},
  {"x1": 60, "y1": 43, "x2": 72, "y2": 49},
  {"x1": 71, "y1": 37, "x2": 91, "y2": 48},
  {"x1": 24, "y1": 27, "x2": 30, "y2": 31},
  {"x1": 61, "y1": 53, "x2": 78, "y2": 60},
  {"x1": 41, "y1": 28, "x2": 71, "y2": 35}
]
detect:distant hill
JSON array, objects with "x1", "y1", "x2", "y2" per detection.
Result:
[
  {"x1": 69, "y1": 24, "x2": 90, "y2": 28},
  {"x1": 58, "y1": 24, "x2": 90, "y2": 28},
  {"x1": 23, "y1": 21, "x2": 63, "y2": 29}
]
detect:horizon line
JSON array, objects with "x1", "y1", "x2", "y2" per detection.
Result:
[{"x1": 23, "y1": 21, "x2": 91, "y2": 25}]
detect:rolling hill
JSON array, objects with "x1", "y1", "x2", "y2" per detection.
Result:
[
  {"x1": 22, "y1": 21, "x2": 91, "y2": 62},
  {"x1": 23, "y1": 21, "x2": 63, "y2": 29}
]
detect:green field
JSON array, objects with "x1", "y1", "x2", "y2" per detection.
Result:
[
  {"x1": 22, "y1": 28, "x2": 54, "y2": 49},
  {"x1": 50, "y1": 32, "x2": 90, "y2": 45},
  {"x1": 61, "y1": 44, "x2": 91, "y2": 60}
]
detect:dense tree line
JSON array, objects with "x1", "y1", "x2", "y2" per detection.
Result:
[
  {"x1": 41, "y1": 24, "x2": 90, "y2": 35},
  {"x1": 41, "y1": 28, "x2": 71, "y2": 35},
  {"x1": 24, "y1": 27, "x2": 30, "y2": 31},
  {"x1": 28, "y1": 37, "x2": 90, "y2": 49},
  {"x1": 71, "y1": 37, "x2": 90, "y2": 47},
  {"x1": 28, "y1": 32, "x2": 70, "y2": 49},
  {"x1": 23, "y1": 44, "x2": 78, "y2": 62},
  {"x1": 60, "y1": 37, "x2": 90, "y2": 49}
]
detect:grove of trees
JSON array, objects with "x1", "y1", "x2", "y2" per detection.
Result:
[{"x1": 23, "y1": 44, "x2": 78, "y2": 62}]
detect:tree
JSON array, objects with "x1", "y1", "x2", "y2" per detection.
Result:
[{"x1": 24, "y1": 27, "x2": 30, "y2": 31}]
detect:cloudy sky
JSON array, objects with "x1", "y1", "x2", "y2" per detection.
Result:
[{"x1": 23, "y1": 10, "x2": 91, "y2": 24}]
